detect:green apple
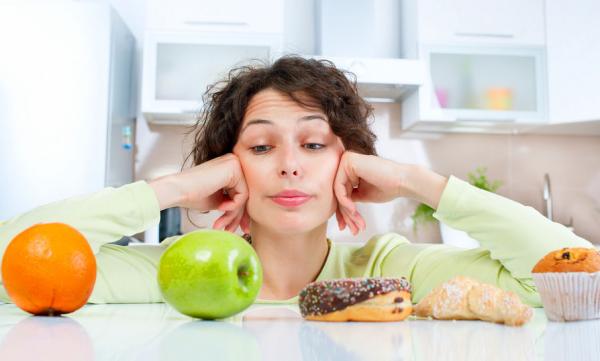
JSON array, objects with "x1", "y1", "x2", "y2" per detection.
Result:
[{"x1": 157, "y1": 229, "x2": 262, "y2": 319}]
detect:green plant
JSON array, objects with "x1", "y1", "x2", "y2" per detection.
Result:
[
  {"x1": 467, "y1": 166, "x2": 502, "y2": 192},
  {"x1": 411, "y1": 167, "x2": 502, "y2": 232},
  {"x1": 411, "y1": 203, "x2": 435, "y2": 232}
]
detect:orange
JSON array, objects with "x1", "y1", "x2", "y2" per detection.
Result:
[{"x1": 1, "y1": 222, "x2": 97, "y2": 316}]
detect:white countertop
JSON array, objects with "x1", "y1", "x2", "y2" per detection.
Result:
[{"x1": 0, "y1": 302, "x2": 598, "y2": 361}]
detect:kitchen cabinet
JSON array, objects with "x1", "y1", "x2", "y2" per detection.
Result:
[
  {"x1": 416, "y1": 0, "x2": 545, "y2": 47},
  {"x1": 146, "y1": 0, "x2": 283, "y2": 34},
  {"x1": 316, "y1": 0, "x2": 401, "y2": 58},
  {"x1": 402, "y1": 45, "x2": 547, "y2": 133},
  {"x1": 399, "y1": 0, "x2": 548, "y2": 133},
  {"x1": 519, "y1": 0, "x2": 600, "y2": 135},
  {"x1": 141, "y1": 31, "x2": 281, "y2": 124},
  {"x1": 142, "y1": 0, "x2": 284, "y2": 125},
  {"x1": 545, "y1": 0, "x2": 600, "y2": 125},
  {"x1": 302, "y1": 55, "x2": 424, "y2": 103},
  {"x1": 297, "y1": 0, "x2": 420, "y2": 103}
]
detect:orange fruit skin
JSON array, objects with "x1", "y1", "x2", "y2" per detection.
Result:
[{"x1": 1, "y1": 223, "x2": 97, "y2": 315}]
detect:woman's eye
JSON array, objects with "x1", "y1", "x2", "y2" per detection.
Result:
[
  {"x1": 304, "y1": 143, "x2": 325, "y2": 150},
  {"x1": 251, "y1": 145, "x2": 272, "y2": 154},
  {"x1": 250, "y1": 143, "x2": 324, "y2": 154}
]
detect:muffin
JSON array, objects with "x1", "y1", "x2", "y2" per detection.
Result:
[{"x1": 532, "y1": 247, "x2": 600, "y2": 321}]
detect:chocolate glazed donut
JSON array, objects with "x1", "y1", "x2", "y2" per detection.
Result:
[{"x1": 298, "y1": 277, "x2": 413, "y2": 322}]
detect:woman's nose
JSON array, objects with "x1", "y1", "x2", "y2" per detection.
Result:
[
  {"x1": 280, "y1": 169, "x2": 299, "y2": 177},
  {"x1": 278, "y1": 147, "x2": 301, "y2": 178}
]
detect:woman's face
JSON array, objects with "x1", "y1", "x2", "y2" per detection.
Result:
[{"x1": 232, "y1": 88, "x2": 345, "y2": 234}]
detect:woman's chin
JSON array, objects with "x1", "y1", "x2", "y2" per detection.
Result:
[
  {"x1": 261, "y1": 217, "x2": 321, "y2": 234},
  {"x1": 268, "y1": 222, "x2": 312, "y2": 234},
  {"x1": 249, "y1": 205, "x2": 328, "y2": 233}
]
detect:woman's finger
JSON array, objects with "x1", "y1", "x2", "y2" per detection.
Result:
[
  {"x1": 228, "y1": 191, "x2": 249, "y2": 233},
  {"x1": 344, "y1": 203, "x2": 367, "y2": 234},
  {"x1": 225, "y1": 208, "x2": 244, "y2": 233},
  {"x1": 334, "y1": 171, "x2": 357, "y2": 215},
  {"x1": 333, "y1": 170, "x2": 358, "y2": 235},
  {"x1": 240, "y1": 208, "x2": 251, "y2": 234},
  {"x1": 335, "y1": 182, "x2": 363, "y2": 234},
  {"x1": 215, "y1": 183, "x2": 248, "y2": 231},
  {"x1": 335, "y1": 206, "x2": 346, "y2": 231},
  {"x1": 350, "y1": 209, "x2": 365, "y2": 233},
  {"x1": 219, "y1": 185, "x2": 248, "y2": 210},
  {"x1": 355, "y1": 211, "x2": 366, "y2": 231},
  {"x1": 213, "y1": 210, "x2": 236, "y2": 230},
  {"x1": 346, "y1": 199, "x2": 365, "y2": 231},
  {"x1": 217, "y1": 199, "x2": 237, "y2": 212},
  {"x1": 227, "y1": 160, "x2": 249, "y2": 201},
  {"x1": 212, "y1": 215, "x2": 225, "y2": 230},
  {"x1": 340, "y1": 206, "x2": 358, "y2": 235}
]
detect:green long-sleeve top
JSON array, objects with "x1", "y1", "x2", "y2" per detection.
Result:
[{"x1": 0, "y1": 176, "x2": 592, "y2": 307}]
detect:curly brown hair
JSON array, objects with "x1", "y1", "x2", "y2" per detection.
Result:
[{"x1": 184, "y1": 55, "x2": 378, "y2": 168}]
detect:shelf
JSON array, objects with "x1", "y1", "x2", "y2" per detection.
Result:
[
  {"x1": 143, "y1": 111, "x2": 199, "y2": 126},
  {"x1": 302, "y1": 55, "x2": 425, "y2": 102},
  {"x1": 524, "y1": 120, "x2": 600, "y2": 136},
  {"x1": 401, "y1": 119, "x2": 540, "y2": 135}
]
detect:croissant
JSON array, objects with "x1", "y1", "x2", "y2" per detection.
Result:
[{"x1": 413, "y1": 276, "x2": 533, "y2": 326}]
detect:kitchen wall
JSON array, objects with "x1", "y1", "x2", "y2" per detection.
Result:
[{"x1": 134, "y1": 103, "x2": 600, "y2": 244}]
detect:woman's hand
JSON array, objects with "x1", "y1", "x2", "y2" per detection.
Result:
[
  {"x1": 333, "y1": 151, "x2": 448, "y2": 235},
  {"x1": 148, "y1": 153, "x2": 250, "y2": 233}
]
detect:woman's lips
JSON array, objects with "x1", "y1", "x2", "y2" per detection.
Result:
[{"x1": 271, "y1": 196, "x2": 312, "y2": 207}]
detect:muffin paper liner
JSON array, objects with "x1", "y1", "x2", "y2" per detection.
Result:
[{"x1": 533, "y1": 271, "x2": 600, "y2": 322}]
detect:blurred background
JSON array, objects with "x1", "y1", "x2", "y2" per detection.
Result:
[{"x1": 1, "y1": 0, "x2": 599, "y2": 246}]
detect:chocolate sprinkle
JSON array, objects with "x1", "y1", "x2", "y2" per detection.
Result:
[{"x1": 298, "y1": 277, "x2": 411, "y2": 317}]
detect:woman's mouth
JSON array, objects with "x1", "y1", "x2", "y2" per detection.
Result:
[
  {"x1": 270, "y1": 189, "x2": 312, "y2": 207},
  {"x1": 270, "y1": 196, "x2": 312, "y2": 207}
]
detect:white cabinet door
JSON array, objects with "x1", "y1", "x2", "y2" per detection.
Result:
[
  {"x1": 142, "y1": 32, "x2": 281, "y2": 124},
  {"x1": 546, "y1": 0, "x2": 600, "y2": 123},
  {"x1": 401, "y1": 45, "x2": 547, "y2": 133},
  {"x1": 417, "y1": 0, "x2": 545, "y2": 46},
  {"x1": 146, "y1": 0, "x2": 283, "y2": 34}
]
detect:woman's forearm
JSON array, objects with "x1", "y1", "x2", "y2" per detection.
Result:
[
  {"x1": 402, "y1": 165, "x2": 448, "y2": 209},
  {"x1": 0, "y1": 181, "x2": 160, "y2": 255},
  {"x1": 148, "y1": 174, "x2": 185, "y2": 211},
  {"x1": 432, "y1": 176, "x2": 593, "y2": 280}
]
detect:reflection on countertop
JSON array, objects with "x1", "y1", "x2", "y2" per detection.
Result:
[{"x1": 0, "y1": 302, "x2": 599, "y2": 360}]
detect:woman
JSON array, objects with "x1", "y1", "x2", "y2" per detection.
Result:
[{"x1": 0, "y1": 57, "x2": 592, "y2": 305}]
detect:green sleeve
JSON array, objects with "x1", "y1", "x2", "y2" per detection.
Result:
[
  {"x1": 0, "y1": 181, "x2": 179, "y2": 304},
  {"x1": 381, "y1": 175, "x2": 593, "y2": 307}
]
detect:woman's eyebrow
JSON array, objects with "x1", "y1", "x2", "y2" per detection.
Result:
[{"x1": 240, "y1": 114, "x2": 327, "y2": 135}]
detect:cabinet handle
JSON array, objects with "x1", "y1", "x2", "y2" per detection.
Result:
[
  {"x1": 183, "y1": 20, "x2": 250, "y2": 27},
  {"x1": 454, "y1": 32, "x2": 514, "y2": 39},
  {"x1": 456, "y1": 118, "x2": 516, "y2": 123}
]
